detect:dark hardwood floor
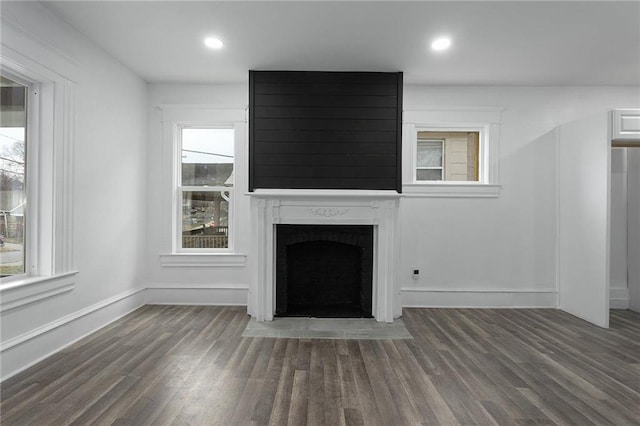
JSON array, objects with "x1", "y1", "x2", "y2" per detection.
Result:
[{"x1": 1, "y1": 306, "x2": 639, "y2": 425}]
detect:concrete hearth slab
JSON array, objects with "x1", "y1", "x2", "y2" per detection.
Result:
[{"x1": 241, "y1": 317, "x2": 413, "y2": 339}]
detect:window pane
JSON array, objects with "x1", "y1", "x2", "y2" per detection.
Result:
[
  {"x1": 0, "y1": 76, "x2": 27, "y2": 277},
  {"x1": 416, "y1": 169, "x2": 442, "y2": 181},
  {"x1": 181, "y1": 191, "x2": 230, "y2": 249},
  {"x1": 417, "y1": 140, "x2": 443, "y2": 168},
  {"x1": 181, "y1": 128, "x2": 234, "y2": 186},
  {"x1": 416, "y1": 131, "x2": 480, "y2": 182}
]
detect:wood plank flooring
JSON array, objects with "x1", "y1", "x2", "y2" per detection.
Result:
[{"x1": 1, "y1": 306, "x2": 639, "y2": 425}]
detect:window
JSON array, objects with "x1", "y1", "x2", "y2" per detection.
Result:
[
  {"x1": 402, "y1": 106, "x2": 502, "y2": 197},
  {"x1": 0, "y1": 30, "x2": 76, "y2": 310},
  {"x1": 158, "y1": 105, "x2": 246, "y2": 267},
  {"x1": 0, "y1": 75, "x2": 27, "y2": 277},
  {"x1": 178, "y1": 127, "x2": 234, "y2": 251},
  {"x1": 416, "y1": 131, "x2": 480, "y2": 182}
]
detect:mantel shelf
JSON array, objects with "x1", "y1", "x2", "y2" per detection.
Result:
[{"x1": 246, "y1": 189, "x2": 402, "y2": 199}]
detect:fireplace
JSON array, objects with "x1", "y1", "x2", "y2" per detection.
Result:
[
  {"x1": 275, "y1": 225, "x2": 374, "y2": 317},
  {"x1": 248, "y1": 190, "x2": 400, "y2": 322}
]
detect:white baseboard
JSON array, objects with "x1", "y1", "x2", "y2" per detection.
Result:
[
  {"x1": 401, "y1": 287, "x2": 559, "y2": 308},
  {"x1": 610, "y1": 286, "x2": 630, "y2": 309},
  {"x1": 144, "y1": 284, "x2": 249, "y2": 306},
  {"x1": 0, "y1": 288, "x2": 145, "y2": 382}
]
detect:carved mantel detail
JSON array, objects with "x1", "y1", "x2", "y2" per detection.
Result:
[{"x1": 307, "y1": 207, "x2": 350, "y2": 218}]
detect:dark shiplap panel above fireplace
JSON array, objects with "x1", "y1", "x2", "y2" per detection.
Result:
[{"x1": 249, "y1": 71, "x2": 403, "y2": 191}]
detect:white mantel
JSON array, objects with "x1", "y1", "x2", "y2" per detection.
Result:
[{"x1": 248, "y1": 189, "x2": 401, "y2": 322}]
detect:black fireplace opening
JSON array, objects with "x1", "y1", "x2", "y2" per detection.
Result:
[{"x1": 275, "y1": 225, "x2": 374, "y2": 318}]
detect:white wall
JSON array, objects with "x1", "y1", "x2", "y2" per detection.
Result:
[
  {"x1": 629, "y1": 148, "x2": 640, "y2": 313},
  {"x1": 142, "y1": 85, "x2": 639, "y2": 313},
  {"x1": 400, "y1": 86, "x2": 638, "y2": 309},
  {"x1": 143, "y1": 84, "x2": 251, "y2": 305},
  {"x1": 610, "y1": 148, "x2": 629, "y2": 308},
  {"x1": 0, "y1": 2, "x2": 147, "y2": 379}
]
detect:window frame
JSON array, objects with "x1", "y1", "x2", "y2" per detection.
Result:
[
  {"x1": 0, "y1": 47, "x2": 77, "y2": 310},
  {"x1": 414, "y1": 127, "x2": 485, "y2": 184},
  {"x1": 158, "y1": 105, "x2": 247, "y2": 267},
  {"x1": 175, "y1": 124, "x2": 235, "y2": 253},
  {"x1": 0, "y1": 71, "x2": 34, "y2": 281},
  {"x1": 403, "y1": 106, "x2": 502, "y2": 198}
]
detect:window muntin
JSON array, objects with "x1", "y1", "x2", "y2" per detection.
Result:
[
  {"x1": 0, "y1": 76, "x2": 27, "y2": 277},
  {"x1": 178, "y1": 127, "x2": 234, "y2": 251},
  {"x1": 415, "y1": 131, "x2": 479, "y2": 182}
]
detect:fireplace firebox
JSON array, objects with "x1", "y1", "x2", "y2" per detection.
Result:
[{"x1": 275, "y1": 225, "x2": 374, "y2": 317}]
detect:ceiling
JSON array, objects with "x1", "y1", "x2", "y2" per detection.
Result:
[{"x1": 45, "y1": 1, "x2": 640, "y2": 86}]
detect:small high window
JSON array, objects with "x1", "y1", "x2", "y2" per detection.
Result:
[
  {"x1": 178, "y1": 127, "x2": 234, "y2": 251},
  {"x1": 416, "y1": 131, "x2": 480, "y2": 182},
  {"x1": 403, "y1": 106, "x2": 502, "y2": 197}
]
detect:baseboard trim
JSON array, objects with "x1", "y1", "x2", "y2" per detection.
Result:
[
  {"x1": 401, "y1": 287, "x2": 558, "y2": 308},
  {"x1": 144, "y1": 284, "x2": 249, "y2": 306},
  {"x1": 1, "y1": 288, "x2": 145, "y2": 382},
  {"x1": 610, "y1": 287, "x2": 630, "y2": 309}
]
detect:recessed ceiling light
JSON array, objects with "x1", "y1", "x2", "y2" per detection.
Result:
[
  {"x1": 431, "y1": 37, "x2": 451, "y2": 51},
  {"x1": 204, "y1": 37, "x2": 224, "y2": 49}
]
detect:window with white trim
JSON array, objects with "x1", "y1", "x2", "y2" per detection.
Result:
[
  {"x1": 403, "y1": 107, "x2": 502, "y2": 197},
  {"x1": 177, "y1": 127, "x2": 234, "y2": 251},
  {"x1": 0, "y1": 75, "x2": 28, "y2": 277},
  {"x1": 158, "y1": 105, "x2": 246, "y2": 266},
  {"x1": 416, "y1": 131, "x2": 480, "y2": 182},
  {"x1": 0, "y1": 31, "x2": 76, "y2": 308}
]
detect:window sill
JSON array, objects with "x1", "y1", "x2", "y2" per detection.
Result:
[
  {"x1": 0, "y1": 271, "x2": 78, "y2": 313},
  {"x1": 160, "y1": 253, "x2": 247, "y2": 268},
  {"x1": 402, "y1": 183, "x2": 501, "y2": 198}
]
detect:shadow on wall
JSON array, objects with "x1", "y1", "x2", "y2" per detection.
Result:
[{"x1": 500, "y1": 127, "x2": 559, "y2": 288}]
